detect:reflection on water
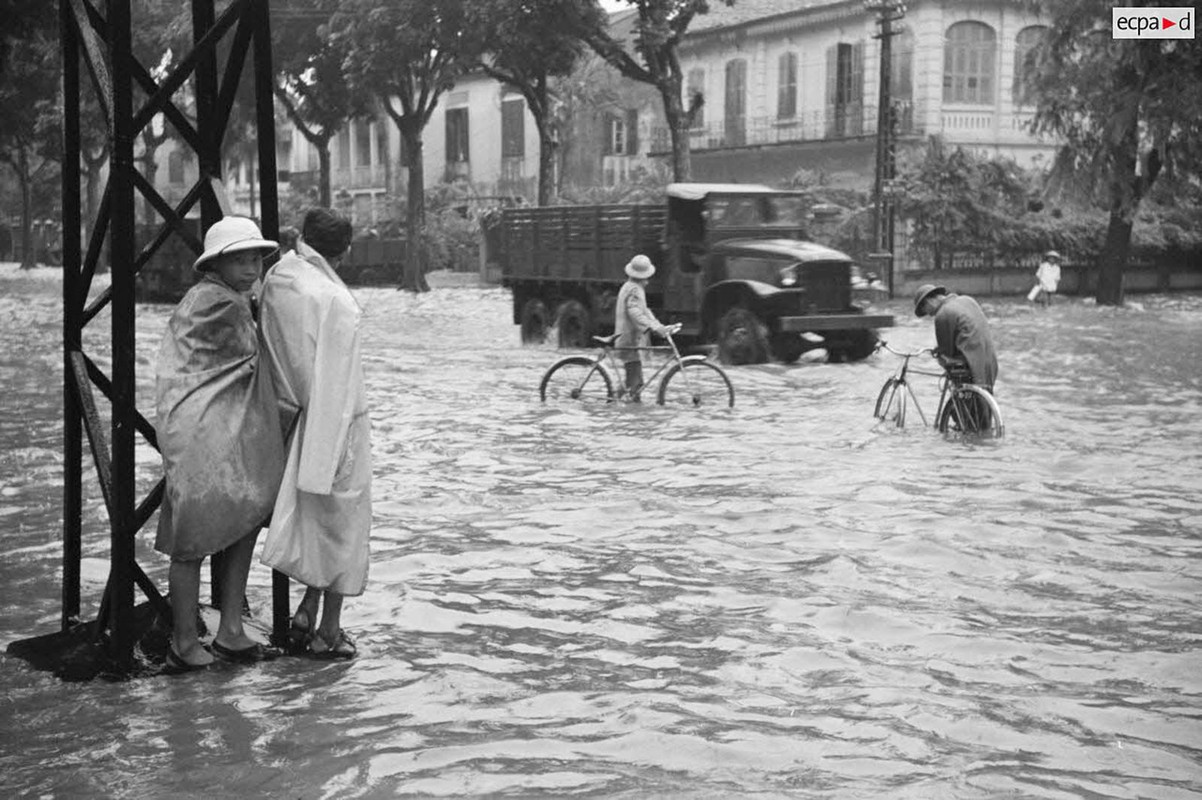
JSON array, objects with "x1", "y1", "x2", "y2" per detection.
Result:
[{"x1": 2, "y1": 267, "x2": 1201, "y2": 798}]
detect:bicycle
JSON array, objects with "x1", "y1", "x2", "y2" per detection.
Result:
[
  {"x1": 539, "y1": 323, "x2": 735, "y2": 407},
  {"x1": 873, "y1": 341, "x2": 1004, "y2": 436}
]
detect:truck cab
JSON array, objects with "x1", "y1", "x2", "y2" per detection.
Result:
[{"x1": 659, "y1": 183, "x2": 892, "y2": 363}]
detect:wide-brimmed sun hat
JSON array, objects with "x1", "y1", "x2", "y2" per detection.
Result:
[
  {"x1": 625, "y1": 254, "x2": 656, "y2": 279},
  {"x1": 1044, "y1": 250, "x2": 1061, "y2": 260},
  {"x1": 194, "y1": 216, "x2": 278, "y2": 272},
  {"x1": 913, "y1": 283, "x2": 947, "y2": 317}
]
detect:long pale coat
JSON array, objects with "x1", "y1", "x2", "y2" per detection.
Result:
[
  {"x1": 933, "y1": 293, "x2": 999, "y2": 391},
  {"x1": 154, "y1": 275, "x2": 285, "y2": 560},
  {"x1": 258, "y1": 242, "x2": 372, "y2": 596},
  {"x1": 614, "y1": 279, "x2": 665, "y2": 364}
]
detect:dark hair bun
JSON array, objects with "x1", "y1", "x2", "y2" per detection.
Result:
[{"x1": 302, "y1": 208, "x2": 353, "y2": 259}]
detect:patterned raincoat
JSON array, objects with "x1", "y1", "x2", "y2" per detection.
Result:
[{"x1": 154, "y1": 274, "x2": 285, "y2": 560}]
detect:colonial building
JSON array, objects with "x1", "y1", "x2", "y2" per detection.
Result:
[
  {"x1": 152, "y1": 0, "x2": 1058, "y2": 228},
  {"x1": 661, "y1": 0, "x2": 1056, "y2": 188}
]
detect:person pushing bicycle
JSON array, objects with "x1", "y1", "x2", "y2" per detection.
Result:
[
  {"x1": 913, "y1": 283, "x2": 998, "y2": 394},
  {"x1": 616, "y1": 254, "x2": 674, "y2": 401}
]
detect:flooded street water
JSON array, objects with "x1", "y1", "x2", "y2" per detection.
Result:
[{"x1": 2, "y1": 265, "x2": 1201, "y2": 798}]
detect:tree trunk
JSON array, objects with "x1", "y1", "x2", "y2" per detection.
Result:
[
  {"x1": 1097, "y1": 121, "x2": 1142, "y2": 307},
  {"x1": 537, "y1": 121, "x2": 557, "y2": 207},
  {"x1": 248, "y1": 152, "x2": 258, "y2": 220},
  {"x1": 660, "y1": 84, "x2": 691, "y2": 181},
  {"x1": 19, "y1": 163, "x2": 35, "y2": 270},
  {"x1": 318, "y1": 145, "x2": 332, "y2": 208},
  {"x1": 1097, "y1": 211, "x2": 1132, "y2": 306},
  {"x1": 400, "y1": 125, "x2": 429, "y2": 293}
]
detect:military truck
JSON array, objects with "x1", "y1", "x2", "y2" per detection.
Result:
[{"x1": 496, "y1": 183, "x2": 892, "y2": 364}]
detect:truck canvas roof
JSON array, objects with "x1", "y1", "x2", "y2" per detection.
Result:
[{"x1": 666, "y1": 183, "x2": 778, "y2": 200}]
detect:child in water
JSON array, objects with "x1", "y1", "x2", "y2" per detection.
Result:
[{"x1": 154, "y1": 216, "x2": 285, "y2": 671}]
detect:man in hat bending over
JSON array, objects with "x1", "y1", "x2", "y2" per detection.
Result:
[
  {"x1": 259, "y1": 208, "x2": 371, "y2": 659},
  {"x1": 615, "y1": 254, "x2": 675, "y2": 400},
  {"x1": 914, "y1": 284, "x2": 998, "y2": 393}
]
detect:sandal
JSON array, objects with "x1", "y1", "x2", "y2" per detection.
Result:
[
  {"x1": 164, "y1": 647, "x2": 212, "y2": 675},
  {"x1": 212, "y1": 641, "x2": 282, "y2": 663},
  {"x1": 308, "y1": 629, "x2": 357, "y2": 660},
  {"x1": 287, "y1": 608, "x2": 314, "y2": 651}
]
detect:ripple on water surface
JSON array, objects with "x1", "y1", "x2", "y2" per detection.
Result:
[{"x1": 2, "y1": 271, "x2": 1201, "y2": 798}]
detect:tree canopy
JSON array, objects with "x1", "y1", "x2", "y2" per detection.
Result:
[
  {"x1": 334, "y1": 0, "x2": 486, "y2": 290},
  {"x1": 1027, "y1": 0, "x2": 1202, "y2": 304},
  {"x1": 567, "y1": 0, "x2": 730, "y2": 181}
]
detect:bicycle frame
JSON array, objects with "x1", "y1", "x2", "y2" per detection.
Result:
[
  {"x1": 875, "y1": 344, "x2": 942, "y2": 428},
  {"x1": 597, "y1": 335, "x2": 705, "y2": 399},
  {"x1": 875, "y1": 342, "x2": 1003, "y2": 436},
  {"x1": 539, "y1": 326, "x2": 734, "y2": 407}
]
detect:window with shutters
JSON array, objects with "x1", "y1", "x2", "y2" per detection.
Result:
[
  {"x1": 724, "y1": 59, "x2": 747, "y2": 146},
  {"x1": 446, "y1": 107, "x2": 470, "y2": 164},
  {"x1": 777, "y1": 52, "x2": 798, "y2": 120},
  {"x1": 355, "y1": 118, "x2": 373, "y2": 167},
  {"x1": 687, "y1": 68, "x2": 705, "y2": 128},
  {"x1": 336, "y1": 126, "x2": 351, "y2": 169},
  {"x1": 604, "y1": 110, "x2": 639, "y2": 156},
  {"x1": 501, "y1": 98, "x2": 525, "y2": 158},
  {"x1": 943, "y1": 21, "x2": 997, "y2": 104},
  {"x1": 825, "y1": 42, "x2": 864, "y2": 137}
]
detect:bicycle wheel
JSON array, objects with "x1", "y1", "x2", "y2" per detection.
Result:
[
  {"x1": 539, "y1": 356, "x2": 614, "y2": 403},
  {"x1": 656, "y1": 359, "x2": 735, "y2": 408},
  {"x1": 873, "y1": 377, "x2": 905, "y2": 426},
  {"x1": 938, "y1": 385, "x2": 1004, "y2": 436}
]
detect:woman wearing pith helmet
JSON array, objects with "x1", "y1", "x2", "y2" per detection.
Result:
[{"x1": 614, "y1": 254, "x2": 674, "y2": 400}]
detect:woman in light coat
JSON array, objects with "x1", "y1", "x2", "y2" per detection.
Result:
[{"x1": 259, "y1": 208, "x2": 371, "y2": 659}]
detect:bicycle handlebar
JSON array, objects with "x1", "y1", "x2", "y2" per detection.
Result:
[{"x1": 877, "y1": 340, "x2": 932, "y2": 359}]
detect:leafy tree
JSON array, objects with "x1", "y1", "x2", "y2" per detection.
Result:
[
  {"x1": 334, "y1": 0, "x2": 486, "y2": 291},
  {"x1": 272, "y1": 0, "x2": 366, "y2": 208},
  {"x1": 1027, "y1": 1, "x2": 1202, "y2": 304},
  {"x1": 0, "y1": 19, "x2": 60, "y2": 268},
  {"x1": 566, "y1": 0, "x2": 729, "y2": 181},
  {"x1": 549, "y1": 49, "x2": 623, "y2": 198},
  {"x1": 473, "y1": 0, "x2": 603, "y2": 206}
]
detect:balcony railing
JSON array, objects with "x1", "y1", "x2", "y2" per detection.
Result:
[
  {"x1": 649, "y1": 102, "x2": 1051, "y2": 153},
  {"x1": 650, "y1": 102, "x2": 917, "y2": 153}
]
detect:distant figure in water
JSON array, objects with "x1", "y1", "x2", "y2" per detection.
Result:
[
  {"x1": 154, "y1": 217, "x2": 285, "y2": 671},
  {"x1": 259, "y1": 207, "x2": 372, "y2": 660},
  {"x1": 1027, "y1": 250, "x2": 1062, "y2": 307}
]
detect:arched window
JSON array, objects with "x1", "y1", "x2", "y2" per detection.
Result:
[
  {"x1": 943, "y1": 21, "x2": 996, "y2": 104},
  {"x1": 1013, "y1": 25, "x2": 1049, "y2": 107}
]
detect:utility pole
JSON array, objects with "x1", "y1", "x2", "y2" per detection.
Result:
[{"x1": 865, "y1": 1, "x2": 905, "y2": 297}]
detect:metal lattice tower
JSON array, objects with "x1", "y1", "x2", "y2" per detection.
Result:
[{"x1": 58, "y1": 0, "x2": 281, "y2": 671}]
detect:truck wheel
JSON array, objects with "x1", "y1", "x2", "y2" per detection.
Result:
[
  {"x1": 769, "y1": 332, "x2": 806, "y2": 364},
  {"x1": 520, "y1": 298, "x2": 550, "y2": 344},
  {"x1": 556, "y1": 300, "x2": 592, "y2": 349},
  {"x1": 717, "y1": 307, "x2": 769, "y2": 365},
  {"x1": 827, "y1": 329, "x2": 878, "y2": 363}
]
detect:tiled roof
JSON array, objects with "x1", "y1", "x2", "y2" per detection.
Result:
[{"x1": 688, "y1": 0, "x2": 845, "y2": 34}]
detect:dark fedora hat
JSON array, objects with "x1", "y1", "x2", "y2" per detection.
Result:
[{"x1": 913, "y1": 283, "x2": 947, "y2": 317}]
